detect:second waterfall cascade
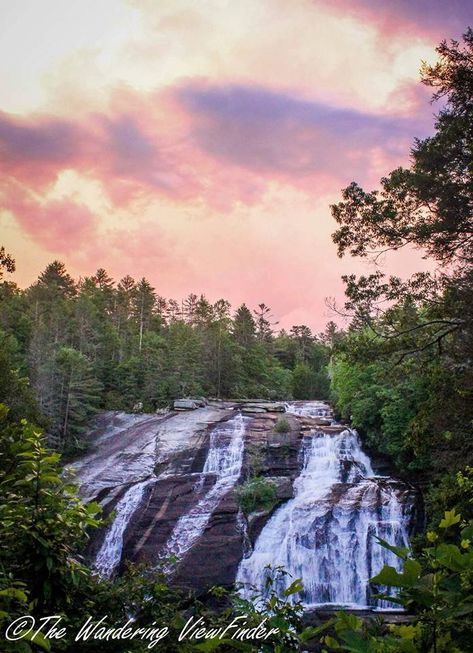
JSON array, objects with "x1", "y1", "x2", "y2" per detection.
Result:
[
  {"x1": 94, "y1": 478, "x2": 154, "y2": 578},
  {"x1": 160, "y1": 412, "x2": 249, "y2": 565},
  {"x1": 237, "y1": 403, "x2": 411, "y2": 608}
]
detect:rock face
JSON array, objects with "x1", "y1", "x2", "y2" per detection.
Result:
[{"x1": 73, "y1": 401, "x2": 422, "y2": 607}]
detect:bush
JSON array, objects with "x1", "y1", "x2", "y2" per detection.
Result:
[
  {"x1": 274, "y1": 416, "x2": 290, "y2": 433},
  {"x1": 236, "y1": 476, "x2": 278, "y2": 515},
  {"x1": 325, "y1": 509, "x2": 473, "y2": 652}
]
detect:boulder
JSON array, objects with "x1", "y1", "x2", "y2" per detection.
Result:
[{"x1": 173, "y1": 399, "x2": 199, "y2": 410}]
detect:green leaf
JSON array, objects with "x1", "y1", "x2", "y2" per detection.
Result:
[
  {"x1": 374, "y1": 536, "x2": 409, "y2": 560},
  {"x1": 282, "y1": 578, "x2": 304, "y2": 597},
  {"x1": 339, "y1": 630, "x2": 371, "y2": 653},
  {"x1": 370, "y1": 565, "x2": 405, "y2": 588},
  {"x1": 447, "y1": 603, "x2": 473, "y2": 618},
  {"x1": 439, "y1": 509, "x2": 461, "y2": 529},
  {"x1": 299, "y1": 619, "x2": 335, "y2": 642},
  {"x1": 435, "y1": 543, "x2": 467, "y2": 571},
  {"x1": 18, "y1": 630, "x2": 50, "y2": 651},
  {"x1": 323, "y1": 635, "x2": 342, "y2": 649},
  {"x1": 194, "y1": 638, "x2": 252, "y2": 651},
  {"x1": 334, "y1": 611, "x2": 363, "y2": 632},
  {"x1": 371, "y1": 560, "x2": 420, "y2": 589},
  {"x1": 403, "y1": 559, "x2": 422, "y2": 585},
  {"x1": 0, "y1": 587, "x2": 28, "y2": 602}
]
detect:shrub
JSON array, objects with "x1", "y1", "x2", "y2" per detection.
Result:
[
  {"x1": 324, "y1": 509, "x2": 473, "y2": 652},
  {"x1": 236, "y1": 476, "x2": 278, "y2": 515},
  {"x1": 274, "y1": 416, "x2": 290, "y2": 433}
]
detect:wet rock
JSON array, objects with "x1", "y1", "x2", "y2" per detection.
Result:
[
  {"x1": 74, "y1": 401, "x2": 423, "y2": 601},
  {"x1": 240, "y1": 402, "x2": 286, "y2": 413},
  {"x1": 173, "y1": 491, "x2": 244, "y2": 591},
  {"x1": 174, "y1": 399, "x2": 200, "y2": 410}
]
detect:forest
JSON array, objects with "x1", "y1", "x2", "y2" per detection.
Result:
[
  {"x1": 0, "y1": 29, "x2": 472, "y2": 653},
  {"x1": 0, "y1": 256, "x2": 332, "y2": 452}
]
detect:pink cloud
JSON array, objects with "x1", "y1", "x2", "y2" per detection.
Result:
[
  {"x1": 0, "y1": 79, "x2": 435, "y2": 217},
  {"x1": 174, "y1": 81, "x2": 435, "y2": 192},
  {"x1": 322, "y1": 0, "x2": 472, "y2": 41},
  {"x1": 2, "y1": 188, "x2": 97, "y2": 253}
]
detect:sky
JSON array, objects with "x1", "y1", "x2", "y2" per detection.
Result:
[{"x1": 0, "y1": 0, "x2": 471, "y2": 330}]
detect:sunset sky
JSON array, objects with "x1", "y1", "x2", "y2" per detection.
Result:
[{"x1": 1, "y1": 0, "x2": 471, "y2": 329}]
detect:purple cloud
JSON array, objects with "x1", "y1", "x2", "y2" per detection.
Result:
[
  {"x1": 324, "y1": 0, "x2": 472, "y2": 40},
  {"x1": 176, "y1": 83, "x2": 434, "y2": 182},
  {"x1": 0, "y1": 113, "x2": 80, "y2": 165}
]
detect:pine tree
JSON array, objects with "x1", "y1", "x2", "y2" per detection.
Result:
[
  {"x1": 132, "y1": 278, "x2": 156, "y2": 352},
  {"x1": 55, "y1": 346, "x2": 102, "y2": 450},
  {"x1": 253, "y1": 303, "x2": 278, "y2": 342},
  {"x1": 233, "y1": 304, "x2": 256, "y2": 348}
]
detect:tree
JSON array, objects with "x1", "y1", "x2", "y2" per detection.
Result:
[
  {"x1": 0, "y1": 330, "x2": 40, "y2": 423},
  {"x1": 233, "y1": 304, "x2": 256, "y2": 348},
  {"x1": 330, "y1": 30, "x2": 473, "y2": 353},
  {"x1": 36, "y1": 260, "x2": 76, "y2": 300},
  {"x1": 55, "y1": 346, "x2": 102, "y2": 450},
  {"x1": 319, "y1": 320, "x2": 344, "y2": 349},
  {"x1": 292, "y1": 361, "x2": 329, "y2": 400},
  {"x1": 0, "y1": 246, "x2": 15, "y2": 280},
  {"x1": 328, "y1": 30, "x2": 473, "y2": 519},
  {"x1": 0, "y1": 405, "x2": 101, "y2": 614},
  {"x1": 27, "y1": 263, "x2": 77, "y2": 431},
  {"x1": 115, "y1": 275, "x2": 136, "y2": 361},
  {"x1": 289, "y1": 325, "x2": 314, "y2": 363},
  {"x1": 132, "y1": 278, "x2": 156, "y2": 352},
  {"x1": 182, "y1": 293, "x2": 199, "y2": 324},
  {"x1": 253, "y1": 303, "x2": 278, "y2": 342}
]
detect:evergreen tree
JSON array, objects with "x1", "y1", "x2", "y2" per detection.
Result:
[
  {"x1": 253, "y1": 303, "x2": 278, "y2": 342},
  {"x1": 233, "y1": 303, "x2": 256, "y2": 347},
  {"x1": 55, "y1": 347, "x2": 102, "y2": 450},
  {"x1": 132, "y1": 278, "x2": 156, "y2": 352}
]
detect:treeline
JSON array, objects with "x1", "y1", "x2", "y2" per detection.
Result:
[{"x1": 0, "y1": 258, "x2": 333, "y2": 451}]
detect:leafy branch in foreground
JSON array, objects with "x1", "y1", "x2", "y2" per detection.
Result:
[
  {"x1": 323, "y1": 510, "x2": 473, "y2": 652},
  {"x1": 0, "y1": 403, "x2": 102, "y2": 618}
]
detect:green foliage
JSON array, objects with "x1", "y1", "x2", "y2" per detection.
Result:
[
  {"x1": 326, "y1": 34, "x2": 473, "y2": 652},
  {"x1": 232, "y1": 566, "x2": 329, "y2": 652},
  {"x1": 0, "y1": 330, "x2": 41, "y2": 424},
  {"x1": 330, "y1": 342, "x2": 431, "y2": 471},
  {"x1": 273, "y1": 417, "x2": 290, "y2": 433},
  {"x1": 328, "y1": 32, "x2": 473, "y2": 512},
  {"x1": 0, "y1": 257, "x2": 331, "y2": 451},
  {"x1": 0, "y1": 405, "x2": 102, "y2": 616},
  {"x1": 0, "y1": 246, "x2": 15, "y2": 280},
  {"x1": 326, "y1": 510, "x2": 473, "y2": 652},
  {"x1": 235, "y1": 477, "x2": 278, "y2": 515}
]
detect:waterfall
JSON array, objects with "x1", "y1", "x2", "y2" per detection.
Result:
[
  {"x1": 160, "y1": 413, "x2": 248, "y2": 566},
  {"x1": 237, "y1": 428, "x2": 410, "y2": 609},
  {"x1": 94, "y1": 478, "x2": 153, "y2": 578},
  {"x1": 284, "y1": 400, "x2": 332, "y2": 419}
]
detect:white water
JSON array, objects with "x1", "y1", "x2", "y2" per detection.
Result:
[
  {"x1": 94, "y1": 478, "x2": 153, "y2": 578},
  {"x1": 161, "y1": 413, "x2": 248, "y2": 565},
  {"x1": 237, "y1": 425, "x2": 410, "y2": 608},
  {"x1": 285, "y1": 400, "x2": 332, "y2": 419}
]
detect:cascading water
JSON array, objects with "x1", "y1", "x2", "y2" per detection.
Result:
[
  {"x1": 237, "y1": 421, "x2": 411, "y2": 609},
  {"x1": 284, "y1": 400, "x2": 332, "y2": 419},
  {"x1": 160, "y1": 412, "x2": 248, "y2": 566},
  {"x1": 94, "y1": 478, "x2": 153, "y2": 578}
]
